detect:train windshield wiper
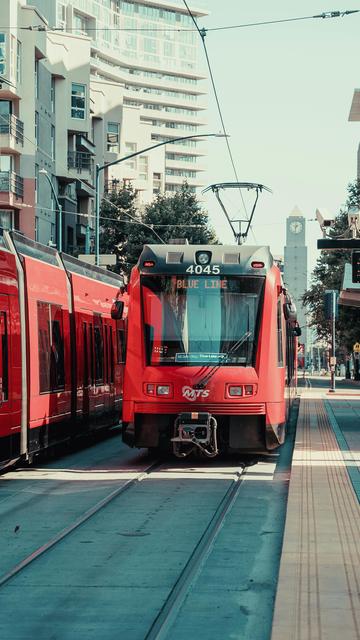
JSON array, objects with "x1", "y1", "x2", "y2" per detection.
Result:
[{"x1": 193, "y1": 330, "x2": 253, "y2": 390}]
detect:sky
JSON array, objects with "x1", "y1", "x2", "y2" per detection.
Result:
[{"x1": 186, "y1": 1, "x2": 360, "y2": 272}]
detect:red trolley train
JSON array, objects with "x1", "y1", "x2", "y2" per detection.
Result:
[
  {"x1": 0, "y1": 231, "x2": 127, "y2": 470},
  {"x1": 122, "y1": 243, "x2": 299, "y2": 458}
]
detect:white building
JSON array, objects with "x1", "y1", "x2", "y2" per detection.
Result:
[{"x1": 29, "y1": 0, "x2": 208, "y2": 204}]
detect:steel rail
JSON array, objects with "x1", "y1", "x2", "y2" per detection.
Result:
[
  {"x1": 0, "y1": 459, "x2": 162, "y2": 588},
  {"x1": 145, "y1": 463, "x2": 247, "y2": 640}
]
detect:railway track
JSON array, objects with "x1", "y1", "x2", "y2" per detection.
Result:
[{"x1": 0, "y1": 438, "x2": 293, "y2": 640}]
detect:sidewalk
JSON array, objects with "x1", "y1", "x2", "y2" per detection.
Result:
[{"x1": 271, "y1": 385, "x2": 360, "y2": 640}]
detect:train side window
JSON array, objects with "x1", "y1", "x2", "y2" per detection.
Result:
[
  {"x1": 89, "y1": 324, "x2": 94, "y2": 385},
  {"x1": 109, "y1": 326, "x2": 114, "y2": 383},
  {"x1": 0, "y1": 312, "x2": 8, "y2": 401},
  {"x1": 37, "y1": 302, "x2": 65, "y2": 393},
  {"x1": 94, "y1": 316, "x2": 104, "y2": 384},
  {"x1": 50, "y1": 306, "x2": 65, "y2": 390},
  {"x1": 117, "y1": 328, "x2": 126, "y2": 364},
  {"x1": 104, "y1": 325, "x2": 109, "y2": 383},
  {"x1": 38, "y1": 302, "x2": 51, "y2": 392},
  {"x1": 83, "y1": 323, "x2": 89, "y2": 386},
  {"x1": 277, "y1": 299, "x2": 284, "y2": 367}
]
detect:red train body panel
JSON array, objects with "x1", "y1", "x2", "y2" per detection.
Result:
[
  {"x1": 123, "y1": 244, "x2": 298, "y2": 457},
  {"x1": 0, "y1": 232, "x2": 126, "y2": 469}
]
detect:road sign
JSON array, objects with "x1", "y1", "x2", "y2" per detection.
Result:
[
  {"x1": 78, "y1": 254, "x2": 117, "y2": 266},
  {"x1": 353, "y1": 342, "x2": 360, "y2": 353},
  {"x1": 317, "y1": 239, "x2": 360, "y2": 250}
]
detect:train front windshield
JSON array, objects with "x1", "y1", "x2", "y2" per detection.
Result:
[{"x1": 141, "y1": 275, "x2": 264, "y2": 366}]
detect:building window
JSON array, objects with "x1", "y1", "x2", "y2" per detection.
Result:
[
  {"x1": 50, "y1": 77, "x2": 55, "y2": 113},
  {"x1": 35, "y1": 111, "x2": 39, "y2": 147},
  {"x1": 153, "y1": 172, "x2": 161, "y2": 194},
  {"x1": 35, "y1": 59, "x2": 39, "y2": 99},
  {"x1": 51, "y1": 125, "x2": 55, "y2": 160},
  {"x1": 35, "y1": 216, "x2": 39, "y2": 241},
  {"x1": 35, "y1": 164, "x2": 39, "y2": 203},
  {"x1": 0, "y1": 34, "x2": 6, "y2": 75},
  {"x1": 57, "y1": 3, "x2": 66, "y2": 29},
  {"x1": 0, "y1": 210, "x2": 13, "y2": 231},
  {"x1": 124, "y1": 142, "x2": 137, "y2": 170},
  {"x1": 71, "y1": 83, "x2": 86, "y2": 119},
  {"x1": 50, "y1": 222, "x2": 55, "y2": 244},
  {"x1": 107, "y1": 122, "x2": 120, "y2": 152},
  {"x1": 37, "y1": 302, "x2": 65, "y2": 393},
  {"x1": 16, "y1": 40, "x2": 22, "y2": 84},
  {"x1": 139, "y1": 155, "x2": 148, "y2": 181}
]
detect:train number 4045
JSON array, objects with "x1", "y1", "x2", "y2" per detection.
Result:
[{"x1": 185, "y1": 264, "x2": 220, "y2": 275}]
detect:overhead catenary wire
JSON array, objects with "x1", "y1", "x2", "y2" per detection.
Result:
[
  {"x1": 1, "y1": 10, "x2": 358, "y2": 32},
  {"x1": 181, "y1": 0, "x2": 256, "y2": 241}
]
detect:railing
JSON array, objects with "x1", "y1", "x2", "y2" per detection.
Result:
[
  {"x1": 0, "y1": 171, "x2": 24, "y2": 198},
  {"x1": 0, "y1": 114, "x2": 24, "y2": 145},
  {"x1": 67, "y1": 151, "x2": 94, "y2": 176}
]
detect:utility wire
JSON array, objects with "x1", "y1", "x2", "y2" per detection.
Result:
[
  {"x1": 2, "y1": 11, "x2": 358, "y2": 32},
  {"x1": 182, "y1": 0, "x2": 255, "y2": 240}
]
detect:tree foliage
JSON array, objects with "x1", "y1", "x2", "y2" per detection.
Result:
[
  {"x1": 303, "y1": 180, "x2": 360, "y2": 352},
  {"x1": 99, "y1": 182, "x2": 218, "y2": 276}
]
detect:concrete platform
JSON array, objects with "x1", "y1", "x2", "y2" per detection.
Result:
[{"x1": 272, "y1": 381, "x2": 360, "y2": 640}]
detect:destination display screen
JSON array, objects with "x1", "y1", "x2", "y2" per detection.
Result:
[{"x1": 141, "y1": 275, "x2": 264, "y2": 366}]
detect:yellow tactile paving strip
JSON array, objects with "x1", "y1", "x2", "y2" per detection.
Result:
[{"x1": 271, "y1": 396, "x2": 360, "y2": 640}]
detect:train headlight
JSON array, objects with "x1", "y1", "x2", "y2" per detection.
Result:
[
  {"x1": 196, "y1": 251, "x2": 211, "y2": 265},
  {"x1": 157, "y1": 384, "x2": 171, "y2": 396},
  {"x1": 228, "y1": 386, "x2": 243, "y2": 397}
]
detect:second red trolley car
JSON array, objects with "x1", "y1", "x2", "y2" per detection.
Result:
[
  {"x1": 0, "y1": 231, "x2": 127, "y2": 470},
  {"x1": 122, "y1": 243, "x2": 299, "y2": 457}
]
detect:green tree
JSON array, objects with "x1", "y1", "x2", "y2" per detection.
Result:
[
  {"x1": 303, "y1": 180, "x2": 360, "y2": 352},
  {"x1": 109, "y1": 182, "x2": 218, "y2": 275},
  {"x1": 99, "y1": 182, "x2": 138, "y2": 274}
]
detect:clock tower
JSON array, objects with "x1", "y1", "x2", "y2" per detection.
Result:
[{"x1": 284, "y1": 206, "x2": 308, "y2": 357}]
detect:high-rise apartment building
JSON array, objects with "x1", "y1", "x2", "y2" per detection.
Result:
[
  {"x1": 29, "y1": 0, "x2": 208, "y2": 202},
  {"x1": 0, "y1": 0, "x2": 207, "y2": 254}
]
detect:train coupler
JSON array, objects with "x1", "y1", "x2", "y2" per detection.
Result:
[{"x1": 172, "y1": 412, "x2": 218, "y2": 458}]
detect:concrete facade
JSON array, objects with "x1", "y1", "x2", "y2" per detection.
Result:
[
  {"x1": 0, "y1": 0, "x2": 207, "y2": 254},
  {"x1": 283, "y1": 206, "x2": 308, "y2": 353}
]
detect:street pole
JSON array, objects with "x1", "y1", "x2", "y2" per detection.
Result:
[
  {"x1": 95, "y1": 164, "x2": 100, "y2": 266},
  {"x1": 94, "y1": 133, "x2": 225, "y2": 267},
  {"x1": 39, "y1": 169, "x2": 62, "y2": 252},
  {"x1": 329, "y1": 291, "x2": 336, "y2": 393}
]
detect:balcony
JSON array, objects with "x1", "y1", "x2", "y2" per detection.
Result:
[
  {"x1": 0, "y1": 115, "x2": 24, "y2": 152},
  {"x1": 0, "y1": 171, "x2": 24, "y2": 200},
  {"x1": 67, "y1": 151, "x2": 94, "y2": 181}
]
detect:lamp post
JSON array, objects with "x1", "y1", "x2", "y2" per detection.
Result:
[
  {"x1": 94, "y1": 133, "x2": 225, "y2": 266},
  {"x1": 39, "y1": 169, "x2": 63, "y2": 252}
]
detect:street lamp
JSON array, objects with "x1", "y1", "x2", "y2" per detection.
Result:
[
  {"x1": 94, "y1": 133, "x2": 225, "y2": 266},
  {"x1": 39, "y1": 169, "x2": 63, "y2": 252}
]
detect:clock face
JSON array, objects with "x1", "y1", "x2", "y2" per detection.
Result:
[{"x1": 290, "y1": 220, "x2": 303, "y2": 234}]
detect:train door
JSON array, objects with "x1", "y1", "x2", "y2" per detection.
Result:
[{"x1": 0, "y1": 295, "x2": 19, "y2": 461}]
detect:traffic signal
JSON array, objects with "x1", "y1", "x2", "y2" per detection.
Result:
[
  {"x1": 324, "y1": 290, "x2": 338, "y2": 320},
  {"x1": 352, "y1": 250, "x2": 360, "y2": 283}
]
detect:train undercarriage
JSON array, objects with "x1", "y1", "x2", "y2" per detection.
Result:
[{"x1": 122, "y1": 412, "x2": 285, "y2": 458}]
